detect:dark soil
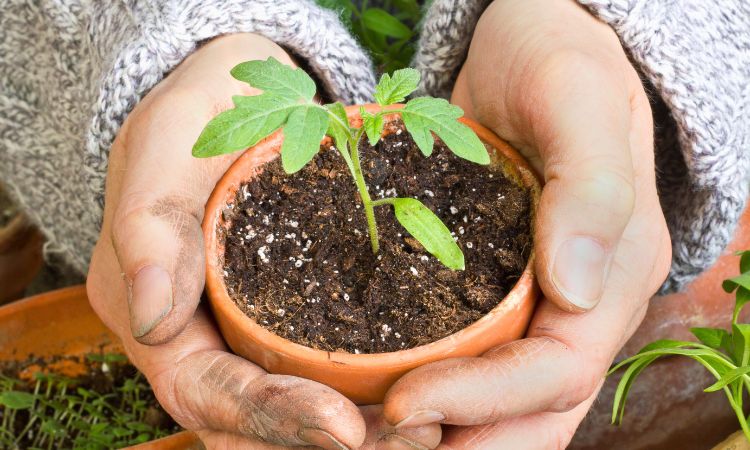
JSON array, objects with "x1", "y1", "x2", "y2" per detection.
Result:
[
  {"x1": 0, "y1": 354, "x2": 179, "y2": 448},
  {"x1": 223, "y1": 122, "x2": 532, "y2": 354}
]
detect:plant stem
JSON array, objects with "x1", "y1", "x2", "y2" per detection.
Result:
[{"x1": 348, "y1": 128, "x2": 380, "y2": 253}]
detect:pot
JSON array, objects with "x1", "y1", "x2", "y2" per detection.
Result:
[
  {"x1": 0, "y1": 213, "x2": 43, "y2": 304},
  {"x1": 203, "y1": 104, "x2": 542, "y2": 404},
  {"x1": 571, "y1": 206, "x2": 750, "y2": 449},
  {"x1": 0, "y1": 286, "x2": 201, "y2": 449}
]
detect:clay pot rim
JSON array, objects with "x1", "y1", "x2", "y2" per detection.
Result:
[{"x1": 203, "y1": 104, "x2": 541, "y2": 369}]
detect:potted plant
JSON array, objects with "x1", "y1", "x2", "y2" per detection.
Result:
[
  {"x1": 198, "y1": 58, "x2": 541, "y2": 404},
  {"x1": 0, "y1": 187, "x2": 43, "y2": 304},
  {"x1": 0, "y1": 286, "x2": 200, "y2": 449},
  {"x1": 609, "y1": 251, "x2": 750, "y2": 447}
]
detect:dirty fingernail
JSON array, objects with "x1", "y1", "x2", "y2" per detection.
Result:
[
  {"x1": 552, "y1": 237, "x2": 609, "y2": 310},
  {"x1": 385, "y1": 434, "x2": 431, "y2": 450},
  {"x1": 395, "y1": 410, "x2": 445, "y2": 428},
  {"x1": 128, "y1": 265, "x2": 173, "y2": 338},
  {"x1": 298, "y1": 427, "x2": 350, "y2": 450}
]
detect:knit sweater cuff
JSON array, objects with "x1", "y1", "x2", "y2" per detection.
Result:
[
  {"x1": 84, "y1": 0, "x2": 376, "y2": 229},
  {"x1": 414, "y1": 0, "x2": 750, "y2": 293}
]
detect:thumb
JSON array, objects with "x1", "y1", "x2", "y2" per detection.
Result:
[
  {"x1": 526, "y1": 59, "x2": 636, "y2": 311},
  {"x1": 111, "y1": 103, "x2": 239, "y2": 345}
]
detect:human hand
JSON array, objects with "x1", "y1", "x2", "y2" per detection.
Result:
[
  {"x1": 383, "y1": 0, "x2": 673, "y2": 447},
  {"x1": 86, "y1": 33, "x2": 440, "y2": 449}
]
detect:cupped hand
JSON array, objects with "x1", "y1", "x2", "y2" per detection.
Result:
[
  {"x1": 383, "y1": 0, "x2": 673, "y2": 447},
  {"x1": 87, "y1": 33, "x2": 440, "y2": 449}
]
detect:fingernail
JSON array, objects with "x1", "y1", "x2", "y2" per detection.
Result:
[
  {"x1": 395, "y1": 410, "x2": 445, "y2": 428},
  {"x1": 127, "y1": 265, "x2": 173, "y2": 338},
  {"x1": 384, "y1": 434, "x2": 431, "y2": 450},
  {"x1": 298, "y1": 428, "x2": 350, "y2": 450},
  {"x1": 552, "y1": 237, "x2": 609, "y2": 310}
]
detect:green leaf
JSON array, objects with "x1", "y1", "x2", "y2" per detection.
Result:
[
  {"x1": 325, "y1": 102, "x2": 351, "y2": 151},
  {"x1": 723, "y1": 273, "x2": 750, "y2": 293},
  {"x1": 281, "y1": 106, "x2": 329, "y2": 173},
  {"x1": 392, "y1": 198, "x2": 464, "y2": 270},
  {"x1": 704, "y1": 365, "x2": 750, "y2": 392},
  {"x1": 736, "y1": 250, "x2": 750, "y2": 274},
  {"x1": 374, "y1": 68, "x2": 420, "y2": 105},
  {"x1": 392, "y1": 0, "x2": 420, "y2": 16},
  {"x1": 230, "y1": 57, "x2": 316, "y2": 102},
  {"x1": 611, "y1": 355, "x2": 658, "y2": 424},
  {"x1": 0, "y1": 390, "x2": 35, "y2": 409},
  {"x1": 361, "y1": 108, "x2": 384, "y2": 146},
  {"x1": 361, "y1": 8, "x2": 413, "y2": 39},
  {"x1": 691, "y1": 327, "x2": 730, "y2": 350},
  {"x1": 401, "y1": 97, "x2": 490, "y2": 164},
  {"x1": 732, "y1": 323, "x2": 750, "y2": 365},
  {"x1": 192, "y1": 94, "x2": 295, "y2": 157}
]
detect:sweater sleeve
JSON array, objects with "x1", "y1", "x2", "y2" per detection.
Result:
[
  {"x1": 0, "y1": 0, "x2": 376, "y2": 277},
  {"x1": 413, "y1": 0, "x2": 750, "y2": 293}
]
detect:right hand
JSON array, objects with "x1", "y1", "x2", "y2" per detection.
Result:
[{"x1": 86, "y1": 33, "x2": 440, "y2": 449}]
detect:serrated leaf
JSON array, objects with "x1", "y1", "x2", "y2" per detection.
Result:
[
  {"x1": 192, "y1": 95, "x2": 295, "y2": 157},
  {"x1": 704, "y1": 365, "x2": 750, "y2": 392},
  {"x1": 361, "y1": 8, "x2": 413, "y2": 39},
  {"x1": 392, "y1": 198, "x2": 464, "y2": 270},
  {"x1": 230, "y1": 57, "x2": 316, "y2": 102},
  {"x1": 0, "y1": 390, "x2": 35, "y2": 409},
  {"x1": 691, "y1": 327, "x2": 730, "y2": 350},
  {"x1": 281, "y1": 106, "x2": 329, "y2": 173},
  {"x1": 374, "y1": 68, "x2": 420, "y2": 105},
  {"x1": 361, "y1": 108, "x2": 384, "y2": 146},
  {"x1": 402, "y1": 97, "x2": 490, "y2": 164}
]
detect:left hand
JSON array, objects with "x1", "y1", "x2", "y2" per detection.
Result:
[{"x1": 383, "y1": 0, "x2": 672, "y2": 447}]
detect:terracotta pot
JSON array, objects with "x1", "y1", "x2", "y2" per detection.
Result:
[
  {"x1": 0, "y1": 286, "x2": 201, "y2": 449},
  {"x1": 0, "y1": 214, "x2": 43, "y2": 304},
  {"x1": 571, "y1": 206, "x2": 750, "y2": 449},
  {"x1": 203, "y1": 104, "x2": 542, "y2": 404}
]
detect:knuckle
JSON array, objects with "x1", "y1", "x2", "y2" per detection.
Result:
[
  {"x1": 112, "y1": 193, "x2": 201, "y2": 246},
  {"x1": 573, "y1": 167, "x2": 636, "y2": 224}
]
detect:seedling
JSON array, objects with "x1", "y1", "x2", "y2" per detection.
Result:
[
  {"x1": 193, "y1": 57, "x2": 489, "y2": 270},
  {"x1": 610, "y1": 250, "x2": 750, "y2": 441},
  {"x1": 0, "y1": 354, "x2": 173, "y2": 448}
]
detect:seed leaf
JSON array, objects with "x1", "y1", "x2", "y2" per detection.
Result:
[
  {"x1": 192, "y1": 94, "x2": 295, "y2": 157},
  {"x1": 361, "y1": 8, "x2": 413, "y2": 39},
  {"x1": 611, "y1": 355, "x2": 658, "y2": 424},
  {"x1": 281, "y1": 106, "x2": 329, "y2": 173},
  {"x1": 361, "y1": 108, "x2": 384, "y2": 146},
  {"x1": 231, "y1": 57, "x2": 316, "y2": 102},
  {"x1": 392, "y1": 198, "x2": 464, "y2": 270},
  {"x1": 705, "y1": 365, "x2": 750, "y2": 392},
  {"x1": 691, "y1": 327, "x2": 730, "y2": 350},
  {"x1": 402, "y1": 97, "x2": 490, "y2": 164},
  {"x1": 374, "y1": 68, "x2": 420, "y2": 105},
  {"x1": 0, "y1": 390, "x2": 34, "y2": 409}
]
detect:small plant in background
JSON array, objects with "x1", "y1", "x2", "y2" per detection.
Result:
[
  {"x1": 610, "y1": 250, "x2": 750, "y2": 441},
  {"x1": 316, "y1": 0, "x2": 426, "y2": 72},
  {"x1": 0, "y1": 354, "x2": 174, "y2": 449},
  {"x1": 193, "y1": 57, "x2": 489, "y2": 270}
]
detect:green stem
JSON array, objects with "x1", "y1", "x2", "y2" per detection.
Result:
[
  {"x1": 348, "y1": 128, "x2": 379, "y2": 253},
  {"x1": 372, "y1": 198, "x2": 396, "y2": 207}
]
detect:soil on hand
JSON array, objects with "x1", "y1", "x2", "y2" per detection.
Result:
[
  {"x1": 223, "y1": 122, "x2": 532, "y2": 354},
  {"x1": 0, "y1": 354, "x2": 179, "y2": 448}
]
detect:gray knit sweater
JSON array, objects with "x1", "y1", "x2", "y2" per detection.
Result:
[{"x1": 1, "y1": 0, "x2": 749, "y2": 293}]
